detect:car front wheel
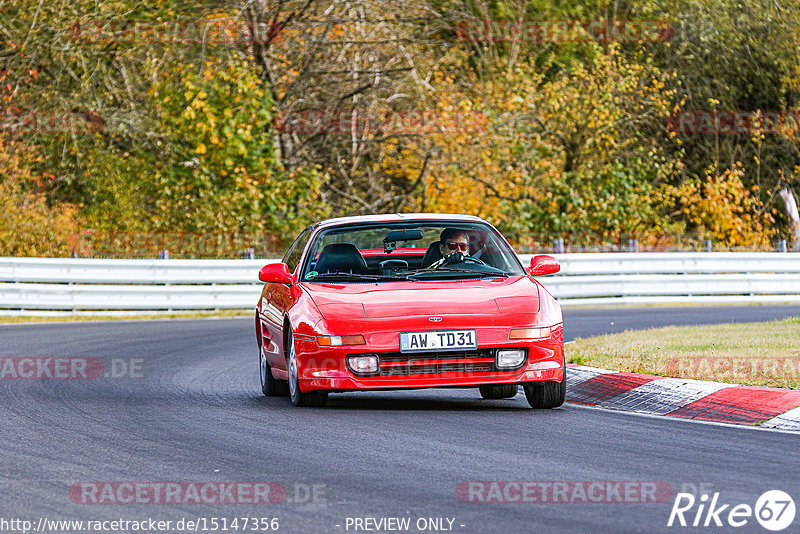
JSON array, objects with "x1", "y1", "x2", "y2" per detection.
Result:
[
  {"x1": 259, "y1": 341, "x2": 288, "y2": 397},
  {"x1": 479, "y1": 384, "x2": 518, "y2": 399},
  {"x1": 287, "y1": 333, "x2": 328, "y2": 407},
  {"x1": 523, "y1": 362, "x2": 566, "y2": 409}
]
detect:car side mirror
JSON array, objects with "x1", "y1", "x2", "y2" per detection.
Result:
[
  {"x1": 529, "y1": 255, "x2": 560, "y2": 276},
  {"x1": 259, "y1": 263, "x2": 292, "y2": 284}
]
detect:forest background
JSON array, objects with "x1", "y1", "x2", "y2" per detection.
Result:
[{"x1": 2, "y1": 0, "x2": 800, "y2": 257}]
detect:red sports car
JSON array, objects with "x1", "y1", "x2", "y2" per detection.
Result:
[{"x1": 255, "y1": 213, "x2": 564, "y2": 408}]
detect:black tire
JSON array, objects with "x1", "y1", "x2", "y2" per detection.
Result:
[
  {"x1": 479, "y1": 384, "x2": 518, "y2": 399},
  {"x1": 287, "y1": 334, "x2": 328, "y2": 407},
  {"x1": 259, "y1": 340, "x2": 288, "y2": 397},
  {"x1": 523, "y1": 361, "x2": 566, "y2": 409}
]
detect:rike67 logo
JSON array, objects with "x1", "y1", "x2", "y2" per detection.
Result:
[{"x1": 668, "y1": 490, "x2": 796, "y2": 531}]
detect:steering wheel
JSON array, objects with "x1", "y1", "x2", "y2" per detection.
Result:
[
  {"x1": 435, "y1": 253, "x2": 487, "y2": 269},
  {"x1": 462, "y1": 256, "x2": 486, "y2": 266}
]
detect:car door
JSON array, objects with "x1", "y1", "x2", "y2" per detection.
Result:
[{"x1": 261, "y1": 227, "x2": 312, "y2": 371}]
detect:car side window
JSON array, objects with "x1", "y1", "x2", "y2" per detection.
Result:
[{"x1": 283, "y1": 228, "x2": 312, "y2": 273}]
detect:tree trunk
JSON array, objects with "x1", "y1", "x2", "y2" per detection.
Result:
[{"x1": 779, "y1": 187, "x2": 800, "y2": 251}]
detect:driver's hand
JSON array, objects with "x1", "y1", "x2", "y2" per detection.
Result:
[{"x1": 443, "y1": 251, "x2": 465, "y2": 265}]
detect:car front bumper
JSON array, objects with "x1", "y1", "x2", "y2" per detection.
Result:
[{"x1": 293, "y1": 326, "x2": 564, "y2": 392}]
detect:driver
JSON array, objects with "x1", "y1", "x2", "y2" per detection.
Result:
[{"x1": 429, "y1": 228, "x2": 471, "y2": 268}]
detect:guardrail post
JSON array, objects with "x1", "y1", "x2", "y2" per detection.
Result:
[
  {"x1": 778, "y1": 240, "x2": 788, "y2": 253},
  {"x1": 704, "y1": 240, "x2": 712, "y2": 252},
  {"x1": 158, "y1": 250, "x2": 169, "y2": 259},
  {"x1": 628, "y1": 239, "x2": 639, "y2": 252},
  {"x1": 553, "y1": 238, "x2": 565, "y2": 254}
]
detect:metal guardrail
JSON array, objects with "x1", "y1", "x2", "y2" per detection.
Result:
[
  {"x1": 541, "y1": 252, "x2": 800, "y2": 306},
  {"x1": 0, "y1": 258, "x2": 270, "y2": 315},
  {"x1": 1, "y1": 253, "x2": 800, "y2": 315}
]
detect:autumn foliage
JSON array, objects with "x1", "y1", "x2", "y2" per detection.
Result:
[
  {"x1": 1, "y1": 0, "x2": 797, "y2": 255},
  {"x1": 0, "y1": 138, "x2": 80, "y2": 256}
]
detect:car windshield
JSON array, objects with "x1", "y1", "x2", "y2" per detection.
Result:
[{"x1": 300, "y1": 221, "x2": 525, "y2": 282}]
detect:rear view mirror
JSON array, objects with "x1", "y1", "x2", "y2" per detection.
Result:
[
  {"x1": 529, "y1": 255, "x2": 560, "y2": 276},
  {"x1": 259, "y1": 263, "x2": 292, "y2": 284},
  {"x1": 384, "y1": 229, "x2": 424, "y2": 253}
]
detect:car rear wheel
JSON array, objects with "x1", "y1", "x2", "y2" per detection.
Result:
[
  {"x1": 287, "y1": 333, "x2": 328, "y2": 407},
  {"x1": 479, "y1": 384, "x2": 518, "y2": 399},
  {"x1": 523, "y1": 362, "x2": 566, "y2": 409},
  {"x1": 259, "y1": 342, "x2": 288, "y2": 397}
]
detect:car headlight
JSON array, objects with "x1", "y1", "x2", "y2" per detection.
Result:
[
  {"x1": 347, "y1": 354, "x2": 380, "y2": 376},
  {"x1": 496, "y1": 349, "x2": 527, "y2": 369},
  {"x1": 509, "y1": 327, "x2": 551, "y2": 340},
  {"x1": 317, "y1": 335, "x2": 366, "y2": 346}
]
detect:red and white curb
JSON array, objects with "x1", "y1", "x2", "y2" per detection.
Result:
[{"x1": 566, "y1": 364, "x2": 800, "y2": 431}]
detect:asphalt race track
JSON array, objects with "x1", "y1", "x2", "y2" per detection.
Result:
[{"x1": 1, "y1": 305, "x2": 799, "y2": 534}]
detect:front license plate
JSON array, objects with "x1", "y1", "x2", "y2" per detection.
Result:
[{"x1": 400, "y1": 330, "x2": 477, "y2": 353}]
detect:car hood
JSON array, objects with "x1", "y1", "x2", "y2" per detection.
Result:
[{"x1": 301, "y1": 276, "x2": 540, "y2": 319}]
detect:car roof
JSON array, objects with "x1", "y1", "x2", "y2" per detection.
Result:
[{"x1": 313, "y1": 213, "x2": 488, "y2": 230}]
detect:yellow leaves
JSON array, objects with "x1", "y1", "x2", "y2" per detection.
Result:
[
  {"x1": 195, "y1": 143, "x2": 207, "y2": 154},
  {"x1": 667, "y1": 165, "x2": 774, "y2": 246},
  {"x1": 0, "y1": 138, "x2": 81, "y2": 256}
]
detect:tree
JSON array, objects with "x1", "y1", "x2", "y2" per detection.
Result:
[
  {"x1": 413, "y1": 45, "x2": 682, "y2": 245},
  {"x1": 0, "y1": 137, "x2": 80, "y2": 256}
]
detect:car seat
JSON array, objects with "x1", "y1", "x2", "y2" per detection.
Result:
[
  {"x1": 420, "y1": 241, "x2": 443, "y2": 268},
  {"x1": 314, "y1": 243, "x2": 369, "y2": 274}
]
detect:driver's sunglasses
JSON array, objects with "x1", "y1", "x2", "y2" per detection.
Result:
[{"x1": 446, "y1": 241, "x2": 469, "y2": 251}]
